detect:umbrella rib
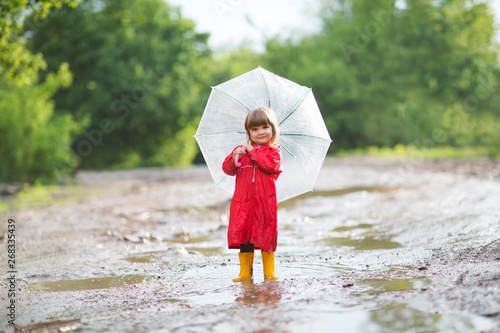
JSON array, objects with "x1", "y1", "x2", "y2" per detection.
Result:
[
  {"x1": 215, "y1": 176, "x2": 228, "y2": 187},
  {"x1": 278, "y1": 89, "x2": 311, "y2": 126},
  {"x1": 259, "y1": 67, "x2": 271, "y2": 108},
  {"x1": 279, "y1": 140, "x2": 308, "y2": 183},
  {"x1": 195, "y1": 131, "x2": 246, "y2": 138},
  {"x1": 280, "y1": 133, "x2": 332, "y2": 141},
  {"x1": 213, "y1": 87, "x2": 251, "y2": 113}
]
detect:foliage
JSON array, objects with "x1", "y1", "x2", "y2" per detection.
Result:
[
  {"x1": 0, "y1": 63, "x2": 83, "y2": 183},
  {"x1": 338, "y1": 144, "x2": 491, "y2": 159},
  {"x1": 0, "y1": 181, "x2": 102, "y2": 213},
  {"x1": 25, "y1": 0, "x2": 212, "y2": 169},
  {"x1": 211, "y1": 48, "x2": 264, "y2": 82},
  {"x1": 0, "y1": 0, "x2": 81, "y2": 83},
  {"x1": 2, "y1": 0, "x2": 499, "y2": 187},
  {"x1": 260, "y1": 0, "x2": 500, "y2": 154}
]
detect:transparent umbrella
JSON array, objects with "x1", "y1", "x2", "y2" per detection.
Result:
[{"x1": 194, "y1": 67, "x2": 332, "y2": 203}]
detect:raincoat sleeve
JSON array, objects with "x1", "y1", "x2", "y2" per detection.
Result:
[
  {"x1": 222, "y1": 146, "x2": 239, "y2": 176},
  {"x1": 248, "y1": 144, "x2": 282, "y2": 177}
]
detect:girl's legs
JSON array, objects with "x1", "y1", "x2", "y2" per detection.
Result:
[{"x1": 240, "y1": 242, "x2": 255, "y2": 253}]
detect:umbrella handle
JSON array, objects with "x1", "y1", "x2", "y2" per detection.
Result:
[{"x1": 234, "y1": 147, "x2": 247, "y2": 167}]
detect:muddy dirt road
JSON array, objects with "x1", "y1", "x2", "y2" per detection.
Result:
[{"x1": 1, "y1": 157, "x2": 500, "y2": 332}]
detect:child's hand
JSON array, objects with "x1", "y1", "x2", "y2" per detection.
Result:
[
  {"x1": 233, "y1": 146, "x2": 248, "y2": 167},
  {"x1": 243, "y1": 143, "x2": 253, "y2": 152},
  {"x1": 233, "y1": 147, "x2": 244, "y2": 160}
]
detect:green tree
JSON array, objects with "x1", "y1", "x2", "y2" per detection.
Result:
[
  {"x1": 0, "y1": 0, "x2": 84, "y2": 183},
  {"x1": 0, "y1": 0, "x2": 80, "y2": 83},
  {"x1": 390, "y1": 0, "x2": 500, "y2": 151},
  {"x1": 26, "y1": 0, "x2": 211, "y2": 169},
  {"x1": 261, "y1": 0, "x2": 500, "y2": 152},
  {"x1": 0, "y1": 63, "x2": 83, "y2": 183}
]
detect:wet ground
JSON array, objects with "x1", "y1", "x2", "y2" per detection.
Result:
[{"x1": 1, "y1": 156, "x2": 500, "y2": 332}]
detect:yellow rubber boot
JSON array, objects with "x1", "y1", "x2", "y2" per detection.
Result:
[
  {"x1": 233, "y1": 252, "x2": 254, "y2": 282},
  {"x1": 262, "y1": 251, "x2": 278, "y2": 280}
]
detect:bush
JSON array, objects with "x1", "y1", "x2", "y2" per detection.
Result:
[{"x1": 0, "y1": 63, "x2": 84, "y2": 183}]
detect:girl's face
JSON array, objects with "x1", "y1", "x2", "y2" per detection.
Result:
[{"x1": 249, "y1": 124, "x2": 273, "y2": 145}]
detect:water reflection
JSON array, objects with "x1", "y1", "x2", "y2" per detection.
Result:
[
  {"x1": 28, "y1": 275, "x2": 156, "y2": 291},
  {"x1": 357, "y1": 277, "x2": 431, "y2": 295},
  {"x1": 299, "y1": 303, "x2": 493, "y2": 333},
  {"x1": 235, "y1": 279, "x2": 282, "y2": 305},
  {"x1": 279, "y1": 186, "x2": 398, "y2": 208},
  {"x1": 368, "y1": 304, "x2": 491, "y2": 332},
  {"x1": 318, "y1": 236, "x2": 401, "y2": 250}
]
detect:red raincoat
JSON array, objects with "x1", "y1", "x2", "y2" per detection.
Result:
[{"x1": 222, "y1": 143, "x2": 282, "y2": 252}]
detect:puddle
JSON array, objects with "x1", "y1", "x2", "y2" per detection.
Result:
[
  {"x1": 183, "y1": 289, "x2": 237, "y2": 306},
  {"x1": 15, "y1": 318, "x2": 82, "y2": 332},
  {"x1": 301, "y1": 304, "x2": 494, "y2": 333},
  {"x1": 183, "y1": 280, "x2": 284, "y2": 306},
  {"x1": 318, "y1": 236, "x2": 402, "y2": 250},
  {"x1": 235, "y1": 280, "x2": 283, "y2": 305},
  {"x1": 124, "y1": 253, "x2": 162, "y2": 263},
  {"x1": 28, "y1": 275, "x2": 156, "y2": 292},
  {"x1": 123, "y1": 249, "x2": 183, "y2": 264},
  {"x1": 356, "y1": 277, "x2": 431, "y2": 295},
  {"x1": 367, "y1": 304, "x2": 493, "y2": 332},
  {"x1": 279, "y1": 262, "x2": 353, "y2": 279},
  {"x1": 168, "y1": 235, "x2": 211, "y2": 244},
  {"x1": 279, "y1": 186, "x2": 397, "y2": 208},
  {"x1": 123, "y1": 245, "x2": 223, "y2": 263},
  {"x1": 185, "y1": 246, "x2": 224, "y2": 256}
]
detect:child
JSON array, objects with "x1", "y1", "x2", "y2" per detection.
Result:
[{"x1": 222, "y1": 106, "x2": 282, "y2": 282}]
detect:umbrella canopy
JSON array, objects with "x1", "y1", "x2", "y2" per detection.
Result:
[{"x1": 195, "y1": 66, "x2": 331, "y2": 203}]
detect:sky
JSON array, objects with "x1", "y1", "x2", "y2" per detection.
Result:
[
  {"x1": 166, "y1": 0, "x2": 500, "y2": 52},
  {"x1": 166, "y1": 0, "x2": 323, "y2": 52}
]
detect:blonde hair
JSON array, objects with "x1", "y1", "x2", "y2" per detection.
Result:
[{"x1": 244, "y1": 106, "x2": 280, "y2": 144}]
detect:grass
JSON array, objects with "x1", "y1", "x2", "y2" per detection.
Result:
[
  {"x1": 0, "y1": 181, "x2": 102, "y2": 214},
  {"x1": 337, "y1": 144, "x2": 496, "y2": 159}
]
